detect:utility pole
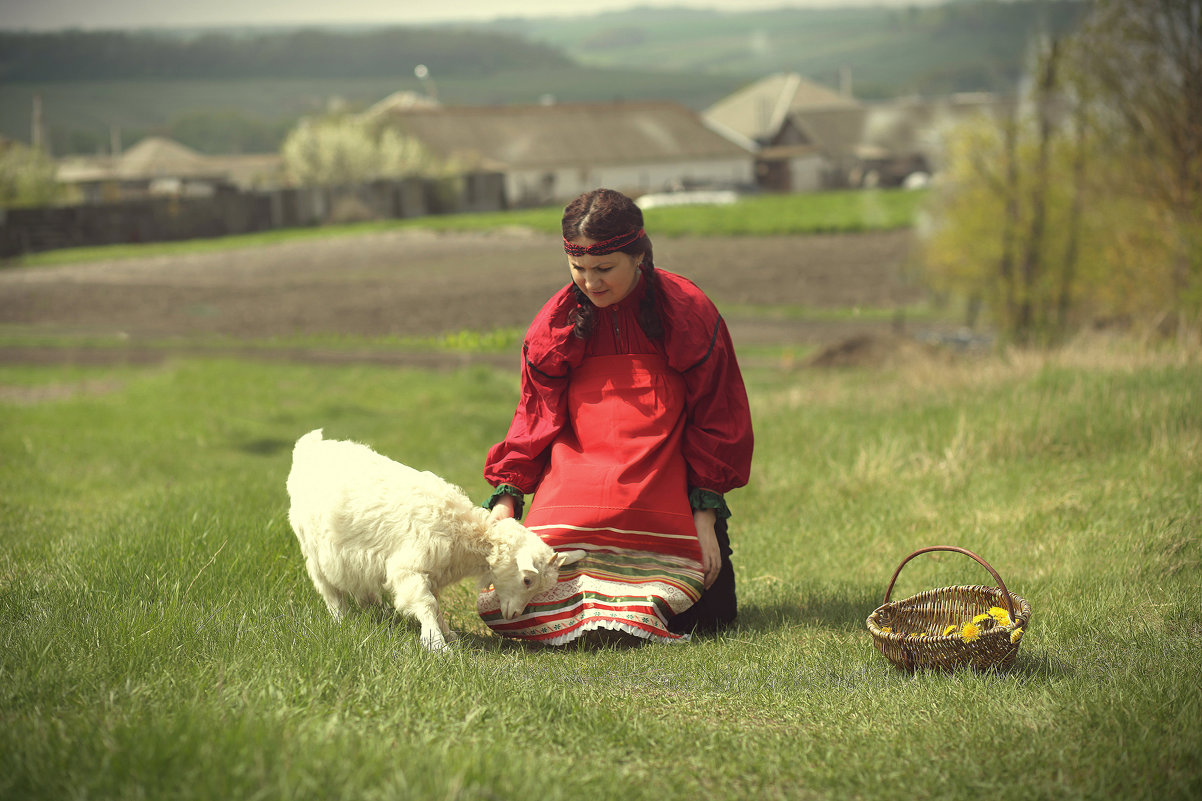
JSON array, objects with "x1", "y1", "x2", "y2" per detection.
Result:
[
  {"x1": 414, "y1": 64, "x2": 438, "y2": 102},
  {"x1": 31, "y1": 93, "x2": 44, "y2": 151}
]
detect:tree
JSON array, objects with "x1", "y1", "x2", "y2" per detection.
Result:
[
  {"x1": 280, "y1": 115, "x2": 455, "y2": 187},
  {"x1": 0, "y1": 140, "x2": 65, "y2": 208},
  {"x1": 921, "y1": 101, "x2": 1089, "y2": 344},
  {"x1": 1071, "y1": 0, "x2": 1202, "y2": 328},
  {"x1": 919, "y1": 0, "x2": 1202, "y2": 344}
]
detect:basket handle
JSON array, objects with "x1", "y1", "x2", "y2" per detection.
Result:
[{"x1": 882, "y1": 546, "x2": 1016, "y2": 621}]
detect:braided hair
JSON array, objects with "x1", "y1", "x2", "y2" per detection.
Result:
[{"x1": 562, "y1": 188, "x2": 664, "y2": 341}]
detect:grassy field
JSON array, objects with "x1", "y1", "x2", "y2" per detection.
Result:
[{"x1": 1, "y1": 334, "x2": 1199, "y2": 800}]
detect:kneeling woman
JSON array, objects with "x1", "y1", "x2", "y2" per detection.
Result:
[{"x1": 479, "y1": 188, "x2": 754, "y2": 645}]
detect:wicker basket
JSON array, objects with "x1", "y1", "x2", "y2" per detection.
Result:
[{"x1": 866, "y1": 546, "x2": 1032, "y2": 672}]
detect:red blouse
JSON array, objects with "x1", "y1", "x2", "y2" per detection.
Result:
[{"x1": 484, "y1": 268, "x2": 753, "y2": 499}]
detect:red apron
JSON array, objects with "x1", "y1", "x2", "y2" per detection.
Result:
[{"x1": 478, "y1": 353, "x2": 705, "y2": 643}]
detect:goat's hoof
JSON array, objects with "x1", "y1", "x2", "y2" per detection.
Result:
[{"x1": 420, "y1": 635, "x2": 452, "y2": 653}]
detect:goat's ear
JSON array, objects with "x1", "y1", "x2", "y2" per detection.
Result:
[{"x1": 554, "y1": 549, "x2": 587, "y2": 568}]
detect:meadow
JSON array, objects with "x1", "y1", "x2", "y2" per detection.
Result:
[
  {"x1": 1, "y1": 336, "x2": 1199, "y2": 800},
  {"x1": 2, "y1": 188, "x2": 1200, "y2": 799}
]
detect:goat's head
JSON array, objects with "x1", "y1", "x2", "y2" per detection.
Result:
[{"x1": 487, "y1": 518, "x2": 585, "y2": 620}]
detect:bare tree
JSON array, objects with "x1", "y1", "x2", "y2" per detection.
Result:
[
  {"x1": 1074, "y1": 0, "x2": 1202, "y2": 301},
  {"x1": 1015, "y1": 38, "x2": 1064, "y2": 343},
  {"x1": 918, "y1": 1, "x2": 1201, "y2": 345},
  {"x1": 1057, "y1": 96, "x2": 1090, "y2": 334}
]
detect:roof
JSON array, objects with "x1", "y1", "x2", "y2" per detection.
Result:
[
  {"x1": 375, "y1": 101, "x2": 752, "y2": 170},
  {"x1": 113, "y1": 137, "x2": 222, "y2": 180},
  {"x1": 704, "y1": 72, "x2": 861, "y2": 144},
  {"x1": 789, "y1": 106, "x2": 868, "y2": 158},
  {"x1": 57, "y1": 137, "x2": 282, "y2": 186}
]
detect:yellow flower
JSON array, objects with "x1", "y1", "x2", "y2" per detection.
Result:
[
  {"x1": 1010, "y1": 627, "x2": 1024, "y2": 644},
  {"x1": 880, "y1": 626, "x2": 893, "y2": 634},
  {"x1": 960, "y1": 621, "x2": 981, "y2": 642},
  {"x1": 989, "y1": 606, "x2": 1013, "y2": 627},
  {"x1": 972, "y1": 612, "x2": 993, "y2": 624},
  {"x1": 942, "y1": 624, "x2": 957, "y2": 637}
]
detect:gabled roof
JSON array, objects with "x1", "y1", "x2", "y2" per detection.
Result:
[
  {"x1": 114, "y1": 136, "x2": 220, "y2": 179},
  {"x1": 704, "y1": 72, "x2": 861, "y2": 145},
  {"x1": 788, "y1": 106, "x2": 868, "y2": 159},
  {"x1": 375, "y1": 101, "x2": 752, "y2": 170}
]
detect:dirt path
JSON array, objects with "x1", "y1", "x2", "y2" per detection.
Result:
[{"x1": 0, "y1": 228, "x2": 932, "y2": 363}]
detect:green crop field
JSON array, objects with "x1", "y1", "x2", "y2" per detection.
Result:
[{"x1": 2, "y1": 333, "x2": 1199, "y2": 800}]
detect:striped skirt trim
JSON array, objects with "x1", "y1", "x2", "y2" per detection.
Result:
[{"x1": 478, "y1": 544, "x2": 704, "y2": 645}]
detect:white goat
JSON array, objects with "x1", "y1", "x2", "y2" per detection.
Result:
[{"x1": 286, "y1": 429, "x2": 583, "y2": 650}]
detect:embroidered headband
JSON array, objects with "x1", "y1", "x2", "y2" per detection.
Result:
[{"x1": 563, "y1": 228, "x2": 645, "y2": 256}]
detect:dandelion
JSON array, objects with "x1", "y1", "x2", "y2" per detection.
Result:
[
  {"x1": 1010, "y1": 627, "x2": 1024, "y2": 644},
  {"x1": 989, "y1": 606, "x2": 1013, "y2": 627},
  {"x1": 960, "y1": 621, "x2": 981, "y2": 642},
  {"x1": 881, "y1": 626, "x2": 893, "y2": 634},
  {"x1": 942, "y1": 625, "x2": 957, "y2": 636}
]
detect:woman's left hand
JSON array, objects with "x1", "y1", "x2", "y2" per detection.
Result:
[
  {"x1": 489, "y1": 495, "x2": 516, "y2": 521},
  {"x1": 693, "y1": 508, "x2": 720, "y2": 588}
]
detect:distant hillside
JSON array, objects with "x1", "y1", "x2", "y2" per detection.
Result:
[
  {"x1": 0, "y1": 68, "x2": 750, "y2": 158},
  {"x1": 479, "y1": 1, "x2": 1088, "y2": 98},
  {"x1": 0, "y1": 27, "x2": 571, "y2": 81},
  {"x1": 0, "y1": 1, "x2": 1089, "y2": 157}
]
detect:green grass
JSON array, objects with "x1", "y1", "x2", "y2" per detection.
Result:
[
  {"x1": 5, "y1": 189, "x2": 927, "y2": 269},
  {"x1": 644, "y1": 190, "x2": 927, "y2": 236},
  {"x1": 0, "y1": 327, "x2": 527, "y2": 357},
  {"x1": 1, "y1": 337, "x2": 1199, "y2": 800}
]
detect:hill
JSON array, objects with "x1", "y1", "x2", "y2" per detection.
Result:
[
  {"x1": 477, "y1": 1, "x2": 1087, "y2": 98},
  {"x1": 0, "y1": 1, "x2": 1087, "y2": 157},
  {"x1": 0, "y1": 27, "x2": 571, "y2": 81}
]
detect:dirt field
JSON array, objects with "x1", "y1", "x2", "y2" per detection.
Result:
[{"x1": 0, "y1": 228, "x2": 932, "y2": 364}]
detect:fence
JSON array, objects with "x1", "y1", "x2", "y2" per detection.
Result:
[{"x1": 0, "y1": 173, "x2": 507, "y2": 259}]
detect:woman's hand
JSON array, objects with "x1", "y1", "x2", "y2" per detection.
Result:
[
  {"x1": 490, "y1": 495, "x2": 516, "y2": 521},
  {"x1": 693, "y1": 508, "x2": 720, "y2": 588}
]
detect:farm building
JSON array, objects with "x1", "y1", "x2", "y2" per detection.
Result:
[
  {"x1": 703, "y1": 72, "x2": 866, "y2": 192},
  {"x1": 368, "y1": 100, "x2": 755, "y2": 206},
  {"x1": 56, "y1": 136, "x2": 285, "y2": 202},
  {"x1": 859, "y1": 92, "x2": 1017, "y2": 182},
  {"x1": 704, "y1": 73, "x2": 1014, "y2": 191}
]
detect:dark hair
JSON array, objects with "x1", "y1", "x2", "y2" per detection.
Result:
[{"x1": 561, "y1": 188, "x2": 663, "y2": 340}]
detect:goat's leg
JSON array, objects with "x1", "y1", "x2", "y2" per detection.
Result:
[
  {"x1": 305, "y1": 557, "x2": 351, "y2": 621},
  {"x1": 387, "y1": 569, "x2": 450, "y2": 651},
  {"x1": 433, "y1": 589, "x2": 459, "y2": 643}
]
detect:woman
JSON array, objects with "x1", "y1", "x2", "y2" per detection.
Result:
[{"x1": 478, "y1": 188, "x2": 753, "y2": 645}]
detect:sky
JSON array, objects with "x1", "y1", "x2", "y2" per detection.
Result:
[{"x1": 1, "y1": 0, "x2": 946, "y2": 31}]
